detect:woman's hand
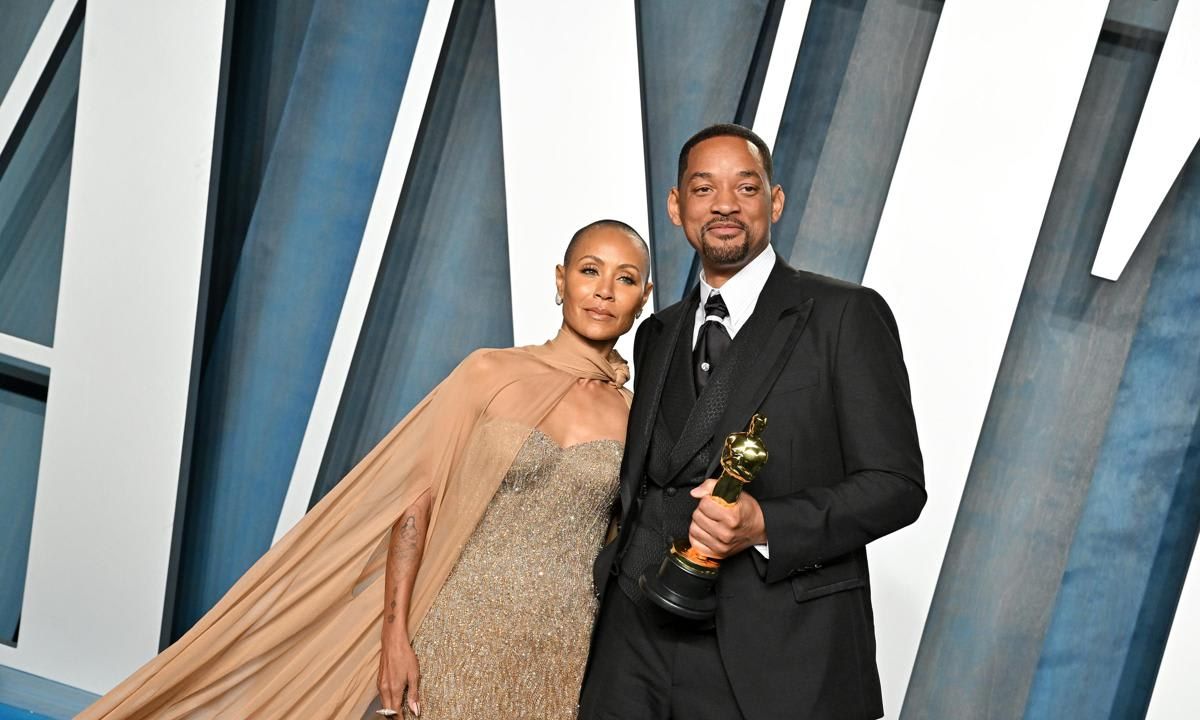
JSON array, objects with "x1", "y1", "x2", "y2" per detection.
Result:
[
  {"x1": 378, "y1": 637, "x2": 421, "y2": 717},
  {"x1": 379, "y1": 492, "x2": 431, "y2": 715}
]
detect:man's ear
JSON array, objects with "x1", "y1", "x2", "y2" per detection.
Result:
[
  {"x1": 667, "y1": 187, "x2": 683, "y2": 227},
  {"x1": 770, "y1": 184, "x2": 786, "y2": 223}
]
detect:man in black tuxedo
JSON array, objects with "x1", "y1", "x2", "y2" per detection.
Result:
[{"x1": 579, "y1": 124, "x2": 925, "y2": 720}]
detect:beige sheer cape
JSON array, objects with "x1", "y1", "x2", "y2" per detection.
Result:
[{"x1": 79, "y1": 331, "x2": 631, "y2": 719}]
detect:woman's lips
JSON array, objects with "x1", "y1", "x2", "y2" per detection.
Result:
[{"x1": 584, "y1": 307, "x2": 615, "y2": 321}]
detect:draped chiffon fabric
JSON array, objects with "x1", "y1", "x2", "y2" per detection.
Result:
[{"x1": 79, "y1": 330, "x2": 631, "y2": 719}]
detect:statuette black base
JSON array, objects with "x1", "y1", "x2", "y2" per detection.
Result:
[{"x1": 639, "y1": 544, "x2": 718, "y2": 620}]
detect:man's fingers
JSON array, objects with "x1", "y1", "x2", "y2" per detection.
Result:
[
  {"x1": 689, "y1": 524, "x2": 726, "y2": 559},
  {"x1": 689, "y1": 477, "x2": 719, "y2": 498},
  {"x1": 695, "y1": 496, "x2": 735, "y2": 523}
]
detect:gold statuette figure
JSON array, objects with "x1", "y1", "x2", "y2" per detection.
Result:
[{"x1": 640, "y1": 414, "x2": 769, "y2": 619}]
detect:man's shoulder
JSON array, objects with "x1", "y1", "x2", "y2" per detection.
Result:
[
  {"x1": 638, "y1": 292, "x2": 693, "y2": 333},
  {"x1": 779, "y1": 263, "x2": 892, "y2": 311},
  {"x1": 783, "y1": 264, "x2": 866, "y2": 298}
]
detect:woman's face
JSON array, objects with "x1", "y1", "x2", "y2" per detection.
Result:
[{"x1": 556, "y1": 227, "x2": 652, "y2": 345}]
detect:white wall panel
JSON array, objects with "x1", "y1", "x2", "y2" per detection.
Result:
[
  {"x1": 0, "y1": 0, "x2": 227, "y2": 693},
  {"x1": 0, "y1": 333, "x2": 52, "y2": 371},
  {"x1": 494, "y1": 0, "x2": 650, "y2": 362},
  {"x1": 859, "y1": 2, "x2": 1110, "y2": 714}
]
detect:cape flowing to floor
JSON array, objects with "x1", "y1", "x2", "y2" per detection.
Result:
[{"x1": 78, "y1": 330, "x2": 630, "y2": 719}]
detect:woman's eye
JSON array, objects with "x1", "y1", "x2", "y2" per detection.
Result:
[
  {"x1": 580, "y1": 266, "x2": 599, "y2": 275},
  {"x1": 618, "y1": 276, "x2": 636, "y2": 285}
]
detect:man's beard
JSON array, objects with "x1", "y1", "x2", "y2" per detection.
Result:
[
  {"x1": 699, "y1": 218, "x2": 753, "y2": 265},
  {"x1": 701, "y1": 235, "x2": 750, "y2": 265}
]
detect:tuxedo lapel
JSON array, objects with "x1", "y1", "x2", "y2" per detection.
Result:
[
  {"x1": 705, "y1": 297, "x2": 812, "y2": 478},
  {"x1": 618, "y1": 291, "x2": 696, "y2": 519},
  {"x1": 669, "y1": 259, "x2": 814, "y2": 480}
]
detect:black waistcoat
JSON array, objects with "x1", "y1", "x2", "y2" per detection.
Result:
[{"x1": 618, "y1": 303, "x2": 723, "y2": 600}]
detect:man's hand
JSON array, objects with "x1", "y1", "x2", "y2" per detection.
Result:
[{"x1": 687, "y1": 478, "x2": 767, "y2": 559}]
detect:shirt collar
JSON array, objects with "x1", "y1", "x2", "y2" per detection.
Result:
[{"x1": 699, "y1": 244, "x2": 776, "y2": 333}]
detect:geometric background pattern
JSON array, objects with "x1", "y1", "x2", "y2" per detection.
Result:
[{"x1": 0, "y1": 1, "x2": 1197, "y2": 718}]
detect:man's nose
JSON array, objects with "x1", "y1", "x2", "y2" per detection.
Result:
[{"x1": 712, "y1": 187, "x2": 739, "y2": 215}]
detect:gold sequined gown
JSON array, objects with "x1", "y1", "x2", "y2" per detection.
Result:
[{"x1": 406, "y1": 423, "x2": 622, "y2": 719}]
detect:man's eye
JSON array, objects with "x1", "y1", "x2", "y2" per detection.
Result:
[
  {"x1": 693, "y1": 186, "x2": 713, "y2": 195},
  {"x1": 740, "y1": 185, "x2": 759, "y2": 193}
]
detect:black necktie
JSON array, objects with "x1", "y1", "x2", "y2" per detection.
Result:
[{"x1": 694, "y1": 292, "x2": 731, "y2": 395}]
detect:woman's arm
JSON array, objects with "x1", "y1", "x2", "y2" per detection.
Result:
[{"x1": 378, "y1": 489, "x2": 432, "y2": 716}]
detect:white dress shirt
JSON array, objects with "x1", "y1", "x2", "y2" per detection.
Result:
[
  {"x1": 691, "y1": 243, "x2": 777, "y2": 558},
  {"x1": 692, "y1": 243, "x2": 777, "y2": 348}
]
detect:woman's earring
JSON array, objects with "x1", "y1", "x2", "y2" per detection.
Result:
[
  {"x1": 634, "y1": 308, "x2": 643, "y2": 319},
  {"x1": 555, "y1": 292, "x2": 563, "y2": 305}
]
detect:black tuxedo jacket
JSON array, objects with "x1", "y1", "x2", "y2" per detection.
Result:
[{"x1": 594, "y1": 257, "x2": 926, "y2": 719}]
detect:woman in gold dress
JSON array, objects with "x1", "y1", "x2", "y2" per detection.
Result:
[
  {"x1": 375, "y1": 221, "x2": 652, "y2": 718},
  {"x1": 376, "y1": 222, "x2": 652, "y2": 715},
  {"x1": 78, "y1": 220, "x2": 651, "y2": 719}
]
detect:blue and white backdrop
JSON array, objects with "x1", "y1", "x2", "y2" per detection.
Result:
[{"x1": 0, "y1": 1, "x2": 1197, "y2": 718}]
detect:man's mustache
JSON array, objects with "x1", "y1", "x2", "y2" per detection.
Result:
[{"x1": 702, "y1": 217, "x2": 749, "y2": 234}]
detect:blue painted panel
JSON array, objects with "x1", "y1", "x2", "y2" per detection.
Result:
[
  {"x1": 0, "y1": 1, "x2": 53, "y2": 101},
  {"x1": 0, "y1": 21, "x2": 80, "y2": 346},
  {"x1": 0, "y1": 664, "x2": 96, "y2": 719},
  {"x1": 0, "y1": 376, "x2": 46, "y2": 645},
  {"x1": 314, "y1": 0, "x2": 512, "y2": 500},
  {"x1": 0, "y1": 705, "x2": 50, "y2": 720},
  {"x1": 777, "y1": 0, "x2": 940, "y2": 281},
  {"x1": 636, "y1": 0, "x2": 777, "y2": 305},
  {"x1": 771, "y1": 0, "x2": 864, "y2": 270},
  {"x1": 1024, "y1": 139, "x2": 1200, "y2": 719},
  {"x1": 203, "y1": 0, "x2": 318, "y2": 362},
  {"x1": 902, "y1": 26, "x2": 1174, "y2": 720},
  {"x1": 173, "y1": 0, "x2": 430, "y2": 638}
]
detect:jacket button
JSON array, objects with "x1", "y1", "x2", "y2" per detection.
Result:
[{"x1": 665, "y1": 487, "x2": 678, "y2": 497}]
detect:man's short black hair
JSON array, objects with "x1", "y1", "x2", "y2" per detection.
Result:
[
  {"x1": 563, "y1": 219, "x2": 651, "y2": 272},
  {"x1": 676, "y1": 123, "x2": 773, "y2": 187}
]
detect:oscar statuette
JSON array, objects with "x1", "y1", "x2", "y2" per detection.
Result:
[{"x1": 639, "y1": 414, "x2": 769, "y2": 619}]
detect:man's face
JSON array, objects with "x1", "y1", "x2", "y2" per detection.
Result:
[{"x1": 668, "y1": 136, "x2": 785, "y2": 283}]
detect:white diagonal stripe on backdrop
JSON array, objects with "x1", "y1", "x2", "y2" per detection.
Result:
[
  {"x1": 1146, "y1": 547, "x2": 1200, "y2": 718},
  {"x1": 1092, "y1": 0, "x2": 1200, "y2": 281},
  {"x1": 859, "y1": 1, "x2": 1110, "y2": 714},
  {"x1": 494, "y1": 0, "x2": 650, "y2": 365},
  {"x1": 753, "y1": 0, "x2": 812, "y2": 153},
  {"x1": 0, "y1": 0, "x2": 79, "y2": 158},
  {"x1": 0, "y1": 0, "x2": 227, "y2": 693}
]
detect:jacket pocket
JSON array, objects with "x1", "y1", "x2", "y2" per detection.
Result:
[
  {"x1": 771, "y1": 365, "x2": 820, "y2": 395},
  {"x1": 790, "y1": 562, "x2": 865, "y2": 603}
]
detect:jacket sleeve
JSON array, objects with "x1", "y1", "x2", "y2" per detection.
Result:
[{"x1": 756, "y1": 287, "x2": 926, "y2": 584}]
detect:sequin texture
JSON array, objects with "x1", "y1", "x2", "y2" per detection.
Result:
[{"x1": 409, "y1": 425, "x2": 622, "y2": 719}]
